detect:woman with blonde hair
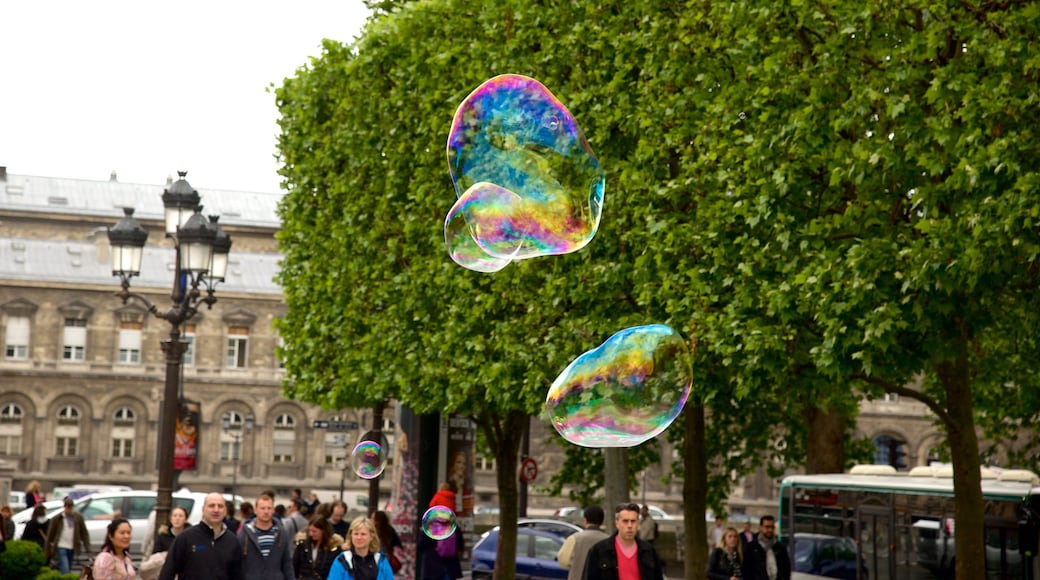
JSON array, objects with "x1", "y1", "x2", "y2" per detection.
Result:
[
  {"x1": 707, "y1": 526, "x2": 744, "y2": 580},
  {"x1": 327, "y1": 515, "x2": 394, "y2": 580},
  {"x1": 25, "y1": 480, "x2": 43, "y2": 509}
]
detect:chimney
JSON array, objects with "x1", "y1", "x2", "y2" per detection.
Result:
[{"x1": 110, "y1": 170, "x2": 118, "y2": 182}]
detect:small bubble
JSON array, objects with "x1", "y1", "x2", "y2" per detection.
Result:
[
  {"x1": 350, "y1": 440, "x2": 386, "y2": 480},
  {"x1": 421, "y1": 506, "x2": 457, "y2": 540}
]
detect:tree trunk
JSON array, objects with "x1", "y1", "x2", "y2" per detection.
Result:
[
  {"x1": 803, "y1": 405, "x2": 846, "y2": 474},
  {"x1": 604, "y1": 448, "x2": 629, "y2": 534},
  {"x1": 486, "y1": 410, "x2": 528, "y2": 580},
  {"x1": 684, "y1": 404, "x2": 708, "y2": 580},
  {"x1": 936, "y1": 351, "x2": 985, "y2": 580}
]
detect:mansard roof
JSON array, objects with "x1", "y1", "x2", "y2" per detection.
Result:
[{"x1": 1, "y1": 172, "x2": 281, "y2": 228}]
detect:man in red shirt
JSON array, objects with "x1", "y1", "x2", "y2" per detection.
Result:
[{"x1": 583, "y1": 503, "x2": 664, "y2": 580}]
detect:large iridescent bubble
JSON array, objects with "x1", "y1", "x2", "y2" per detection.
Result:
[
  {"x1": 445, "y1": 74, "x2": 605, "y2": 272},
  {"x1": 351, "y1": 440, "x2": 386, "y2": 480},
  {"x1": 546, "y1": 324, "x2": 692, "y2": 447}
]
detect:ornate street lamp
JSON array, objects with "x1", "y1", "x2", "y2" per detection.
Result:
[{"x1": 107, "y1": 171, "x2": 231, "y2": 541}]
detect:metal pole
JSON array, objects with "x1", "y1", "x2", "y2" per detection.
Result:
[
  {"x1": 231, "y1": 432, "x2": 239, "y2": 500},
  {"x1": 368, "y1": 401, "x2": 384, "y2": 515},
  {"x1": 156, "y1": 331, "x2": 186, "y2": 539}
]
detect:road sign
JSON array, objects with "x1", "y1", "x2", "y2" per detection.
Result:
[
  {"x1": 519, "y1": 458, "x2": 538, "y2": 483},
  {"x1": 312, "y1": 420, "x2": 359, "y2": 431}
]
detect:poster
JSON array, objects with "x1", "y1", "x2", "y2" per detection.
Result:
[
  {"x1": 390, "y1": 406, "x2": 419, "y2": 580},
  {"x1": 173, "y1": 399, "x2": 200, "y2": 471}
]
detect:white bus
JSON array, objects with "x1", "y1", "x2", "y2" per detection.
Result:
[{"x1": 778, "y1": 465, "x2": 1040, "y2": 580}]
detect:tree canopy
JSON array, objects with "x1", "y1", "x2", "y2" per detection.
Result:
[{"x1": 275, "y1": 1, "x2": 1040, "y2": 579}]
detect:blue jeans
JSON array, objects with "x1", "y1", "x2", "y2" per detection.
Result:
[{"x1": 57, "y1": 547, "x2": 75, "y2": 574}]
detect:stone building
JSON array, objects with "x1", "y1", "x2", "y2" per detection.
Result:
[{"x1": 0, "y1": 167, "x2": 947, "y2": 517}]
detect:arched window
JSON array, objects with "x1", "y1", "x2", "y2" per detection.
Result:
[
  {"x1": 273, "y1": 413, "x2": 295, "y2": 463},
  {"x1": 112, "y1": 407, "x2": 135, "y2": 458},
  {"x1": 220, "y1": 411, "x2": 253, "y2": 461},
  {"x1": 0, "y1": 403, "x2": 23, "y2": 455},
  {"x1": 873, "y1": 435, "x2": 908, "y2": 470},
  {"x1": 56, "y1": 405, "x2": 81, "y2": 456}
]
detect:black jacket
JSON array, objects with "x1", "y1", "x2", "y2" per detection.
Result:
[
  {"x1": 21, "y1": 518, "x2": 49, "y2": 548},
  {"x1": 159, "y1": 521, "x2": 244, "y2": 580},
  {"x1": 706, "y1": 547, "x2": 743, "y2": 580},
  {"x1": 743, "y1": 536, "x2": 791, "y2": 580},
  {"x1": 583, "y1": 534, "x2": 663, "y2": 580},
  {"x1": 418, "y1": 527, "x2": 464, "y2": 580},
  {"x1": 293, "y1": 537, "x2": 342, "y2": 579}
]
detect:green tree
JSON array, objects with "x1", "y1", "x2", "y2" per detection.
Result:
[{"x1": 678, "y1": 3, "x2": 1040, "y2": 578}]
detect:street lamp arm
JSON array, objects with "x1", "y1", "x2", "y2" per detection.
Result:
[{"x1": 115, "y1": 283, "x2": 210, "y2": 327}]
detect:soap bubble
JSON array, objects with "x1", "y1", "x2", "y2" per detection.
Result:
[
  {"x1": 545, "y1": 324, "x2": 692, "y2": 447},
  {"x1": 445, "y1": 74, "x2": 605, "y2": 271},
  {"x1": 421, "y1": 505, "x2": 457, "y2": 540},
  {"x1": 350, "y1": 440, "x2": 385, "y2": 480}
]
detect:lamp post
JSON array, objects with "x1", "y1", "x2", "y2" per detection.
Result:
[
  {"x1": 107, "y1": 171, "x2": 231, "y2": 540},
  {"x1": 222, "y1": 413, "x2": 254, "y2": 500}
]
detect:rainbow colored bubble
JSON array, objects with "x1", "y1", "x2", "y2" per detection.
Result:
[
  {"x1": 545, "y1": 324, "x2": 692, "y2": 448},
  {"x1": 351, "y1": 440, "x2": 386, "y2": 480},
  {"x1": 445, "y1": 74, "x2": 605, "y2": 272},
  {"x1": 421, "y1": 505, "x2": 457, "y2": 540}
]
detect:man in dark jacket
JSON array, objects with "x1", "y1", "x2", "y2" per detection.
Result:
[
  {"x1": 238, "y1": 492, "x2": 294, "y2": 579},
  {"x1": 583, "y1": 503, "x2": 664, "y2": 580},
  {"x1": 743, "y1": 515, "x2": 791, "y2": 580},
  {"x1": 159, "y1": 492, "x2": 243, "y2": 580},
  {"x1": 45, "y1": 497, "x2": 91, "y2": 574}
]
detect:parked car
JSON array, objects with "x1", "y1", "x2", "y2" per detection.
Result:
[
  {"x1": 8, "y1": 491, "x2": 27, "y2": 512},
  {"x1": 471, "y1": 527, "x2": 568, "y2": 580},
  {"x1": 13, "y1": 490, "x2": 238, "y2": 555},
  {"x1": 517, "y1": 518, "x2": 582, "y2": 538},
  {"x1": 791, "y1": 533, "x2": 867, "y2": 580}
]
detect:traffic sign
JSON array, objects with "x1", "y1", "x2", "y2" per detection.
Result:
[
  {"x1": 519, "y1": 458, "x2": 538, "y2": 483},
  {"x1": 312, "y1": 420, "x2": 359, "y2": 431}
]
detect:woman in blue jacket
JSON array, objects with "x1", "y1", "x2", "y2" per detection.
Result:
[{"x1": 327, "y1": 515, "x2": 395, "y2": 580}]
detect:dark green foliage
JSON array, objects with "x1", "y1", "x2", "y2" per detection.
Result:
[{"x1": 0, "y1": 540, "x2": 47, "y2": 580}]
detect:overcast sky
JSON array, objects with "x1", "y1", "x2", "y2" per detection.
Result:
[{"x1": 0, "y1": 1, "x2": 370, "y2": 194}]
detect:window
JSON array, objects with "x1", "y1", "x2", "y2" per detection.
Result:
[
  {"x1": 63, "y1": 318, "x2": 87, "y2": 361},
  {"x1": 272, "y1": 413, "x2": 295, "y2": 463},
  {"x1": 220, "y1": 411, "x2": 249, "y2": 462},
  {"x1": 182, "y1": 324, "x2": 196, "y2": 366},
  {"x1": 325, "y1": 433, "x2": 345, "y2": 466},
  {"x1": 226, "y1": 327, "x2": 248, "y2": 368},
  {"x1": 111, "y1": 407, "x2": 135, "y2": 459},
  {"x1": 117, "y1": 321, "x2": 142, "y2": 364},
  {"x1": 56, "y1": 405, "x2": 81, "y2": 457},
  {"x1": 477, "y1": 455, "x2": 496, "y2": 471},
  {"x1": 874, "y1": 435, "x2": 908, "y2": 470},
  {"x1": 0, "y1": 404, "x2": 23, "y2": 455},
  {"x1": 4, "y1": 316, "x2": 29, "y2": 359}
]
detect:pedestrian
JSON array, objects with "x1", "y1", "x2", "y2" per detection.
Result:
[
  {"x1": 293, "y1": 514, "x2": 342, "y2": 579},
  {"x1": 709, "y1": 515, "x2": 724, "y2": 552},
  {"x1": 158, "y1": 492, "x2": 243, "y2": 580},
  {"x1": 329, "y1": 501, "x2": 349, "y2": 538},
  {"x1": 740, "y1": 522, "x2": 754, "y2": 546},
  {"x1": 139, "y1": 506, "x2": 190, "y2": 580},
  {"x1": 583, "y1": 502, "x2": 664, "y2": 580},
  {"x1": 307, "y1": 493, "x2": 322, "y2": 516},
  {"x1": 707, "y1": 526, "x2": 744, "y2": 580},
  {"x1": 292, "y1": 489, "x2": 310, "y2": 516},
  {"x1": 637, "y1": 505, "x2": 658, "y2": 545},
  {"x1": 1, "y1": 505, "x2": 14, "y2": 542},
  {"x1": 239, "y1": 501, "x2": 255, "y2": 525},
  {"x1": 93, "y1": 518, "x2": 137, "y2": 580},
  {"x1": 743, "y1": 515, "x2": 791, "y2": 580},
  {"x1": 328, "y1": 515, "x2": 395, "y2": 580},
  {"x1": 557, "y1": 504, "x2": 609, "y2": 580},
  {"x1": 372, "y1": 510, "x2": 402, "y2": 575},
  {"x1": 238, "y1": 492, "x2": 294, "y2": 579},
  {"x1": 224, "y1": 500, "x2": 241, "y2": 534},
  {"x1": 25, "y1": 480, "x2": 44, "y2": 509},
  {"x1": 45, "y1": 496, "x2": 91, "y2": 575},
  {"x1": 420, "y1": 483, "x2": 463, "y2": 580},
  {"x1": 21, "y1": 504, "x2": 50, "y2": 548},
  {"x1": 283, "y1": 498, "x2": 309, "y2": 538}
]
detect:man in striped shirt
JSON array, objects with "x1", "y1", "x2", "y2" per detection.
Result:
[{"x1": 238, "y1": 491, "x2": 294, "y2": 579}]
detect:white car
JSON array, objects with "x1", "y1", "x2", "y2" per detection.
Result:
[{"x1": 13, "y1": 490, "x2": 237, "y2": 555}]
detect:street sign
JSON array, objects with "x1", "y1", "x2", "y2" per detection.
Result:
[
  {"x1": 312, "y1": 420, "x2": 359, "y2": 431},
  {"x1": 519, "y1": 458, "x2": 538, "y2": 483}
]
